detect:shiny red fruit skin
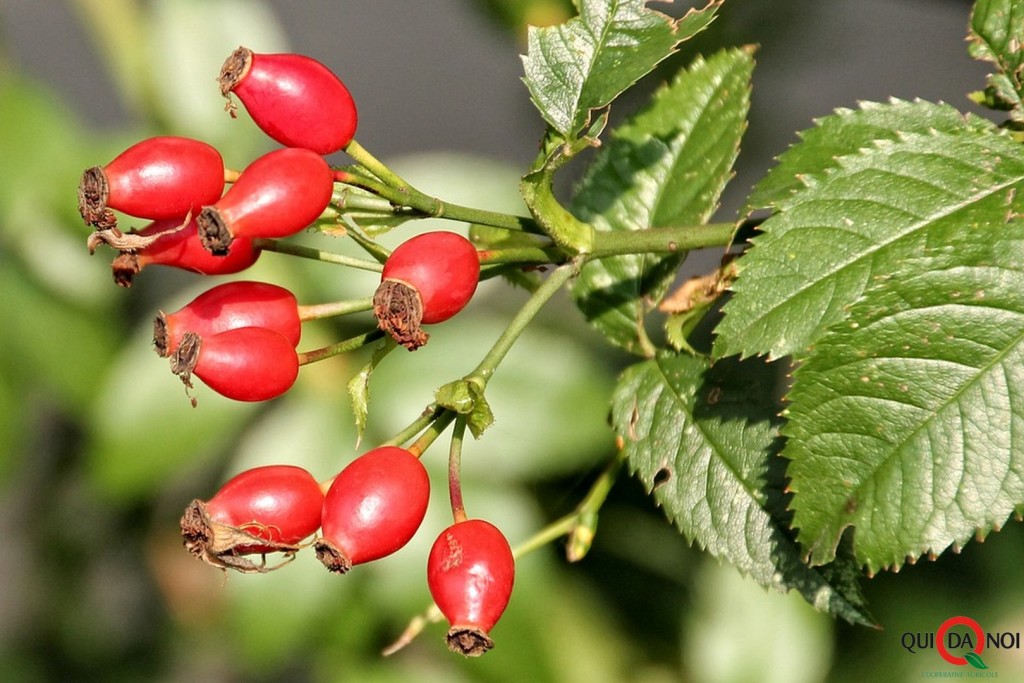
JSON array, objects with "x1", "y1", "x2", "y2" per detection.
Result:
[
  {"x1": 381, "y1": 231, "x2": 480, "y2": 324},
  {"x1": 224, "y1": 47, "x2": 357, "y2": 154},
  {"x1": 319, "y1": 446, "x2": 430, "y2": 567},
  {"x1": 123, "y1": 218, "x2": 261, "y2": 278},
  {"x1": 206, "y1": 465, "x2": 324, "y2": 553},
  {"x1": 99, "y1": 136, "x2": 225, "y2": 219},
  {"x1": 427, "y1": 519, "x2": 515, "y2": 633},
  {"x1": 158, "y1": 280, "x2": 300, "y2": 356},
  {"x1": 201, "y1": 147, "x2": 333, "y2": 245},
  {"x1": 138, "y1": 218, "x2": 260, "y2": 271},
  {"x1": 191, "y1": 327, "x2": 299, "y2": 402}
]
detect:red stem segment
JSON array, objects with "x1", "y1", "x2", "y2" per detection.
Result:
[{"x1": 447, "y1": 416, "x2": 468, "y2": 524}]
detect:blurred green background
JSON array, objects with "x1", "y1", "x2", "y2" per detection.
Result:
[{"x1": 1, "y1": 0, "x2": 1021, "y2": 681}]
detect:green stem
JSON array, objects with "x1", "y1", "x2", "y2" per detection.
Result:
[
  {"x1": 329, "y1": 187, "x2": 404, "y2": 215},
  {"x1": 477, "y1": 244, "x2": 564, "y2": 267},
  {"x1": 344, "y1": 139, "x2": 412, "y2": 189},
  {"x1": 591, "y1": 222, "x2": 736, "y2": 256},
  {"x1": 340, "y1": 220, "x2": 392, "y2": 263},
  {"x1": 382, "y1": 403, "x2": 444, "y2": 449},
  {"x1": 566, "y1": 448, "x2": 626, "y2": 561},
  {"x1": 297, "y1": 329, "x2": 384, "y2": 365},
  {"x1": 340, "y1": 143, "x2": 544, "y2": 234},
  {"x1": 253, "y1": 238, "x2": 384, "y2": 272},
  {"x1": 297, "y1": 298, "x2": 374, "y2": 321},
  {"x1": 341, "y1": 141, "x2": 739, "y2": 253},
  {"x1": 407, "y1": 409, "x2": 456, "y2": 458},
  {"x1": 447, "y1": 416, "x2": 468, "y2": 523},
  {"x1": 513, "y1": 514, "x2": 578, "y2": 558},
  {"x1": 577, "y1": 448, "x2": 626, "y2": 515},
  {"x1": 475, "y1": 221, "x2": 736, "y2": 266},
  {"x1": 342, "y1": 171, "x2": 541, "y2": 233},
  {"x1": 334, "y1": 169, "x2": 403, "y2": 204},
  {"x1": 520, "y1": 164, "x2": 595, "y2": 254},
  {"x1": 467, "y1": 260, "x2": 579, "y2": 386}
]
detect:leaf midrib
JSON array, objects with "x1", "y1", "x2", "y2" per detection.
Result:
[
  {"x1": 801, "y1": 286, "x2": 1024, "y2": 556},
  {"x1": 731, "y1": 140, "x2": 1022, "y2": 358}
]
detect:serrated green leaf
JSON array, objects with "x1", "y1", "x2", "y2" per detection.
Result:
[
  {"x1": 746, "y1": 99, "x2": 996, "y2": 213},
  {"x1": 664, "y1": 309, "x2": 704, "y2": 355},
  {"x1": 969, "y1": 0, "x2": 1024, "y2": 64},
  {"x1": 612, "y1": 353, "x2": 875, "y2": 625},
  {"x1": 784, "y1": 229, "x2": 1024, "y2": 573},
  {"x1": 969, "y1": 0, "x2": 1024, "y2": 120},
  {"x1": 714, "y1": 122, "x2": 1024, "y2": 361},
  {"x1": 346, "y1": 339, "x2": 396, "y2": 445},
  {"x1": 571, "y1": 47, "x2": 753, "y2": 355},
  {"x1": 520, "y1": 0, "x2": 720, "y2": 140}
]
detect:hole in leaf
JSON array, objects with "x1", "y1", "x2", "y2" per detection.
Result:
[{"x1": 653, "y1": 467, "x2": 672, "y2": 489}]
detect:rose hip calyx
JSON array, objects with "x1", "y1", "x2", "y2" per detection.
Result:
[
  {"x1": 181, "y1": 464, "x2": 324, "y2": 573},
  {"x1": 373, "y1": 231, "x2": 480, "y2": 351}
]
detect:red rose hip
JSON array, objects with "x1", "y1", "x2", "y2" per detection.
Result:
[
  {"x1": 315, "y1": 446, "x2": 430, "y2": 573},
  {"x1": 197, "y1": 147, "x2": 334, "y2": 254},
  {"x1": 219, "y1": 46, "x2": 358, "y2": 154},
  {"x1": 373, "y1": 231, "x2": 480, "y2": 350},
  {"x1": 170, "y1": 326, "x2": 299, "y2": 403},
  {"x1": 154, "y1": 280, "x2": 301, "y2": 358},
  {"x1": 106, "y1": 217, "x2": 261, "y2": 287},
  {"x1": 78, "y1": 136, "x2": 225, "y2": 229},
  {"x1": 181, "y1": 464, "x2": 324, "y2": 573},
  {"x1": 427, "y1": 519, "x2": 515, "y2": 656}
]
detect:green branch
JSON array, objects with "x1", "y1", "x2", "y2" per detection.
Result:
[
  {"x1": 342, "y1": 140, "x2": 544, "y2": 234},
  {"x1": 591, "y1": 221, "x2": 737, "y2": 256},
  {"x1": 297, "y1": 329, "x2": 385, "y2": 365},
  {"x1": 468, "y1": 259, "x2": 580, "y2": 386},
  {"x1": 253, "y1": 238, "x2": 384, "y2": 272}
]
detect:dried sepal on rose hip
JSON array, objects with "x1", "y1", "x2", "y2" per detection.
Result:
[
  {"x1": 170, "y1": 326, "x2": 299, "y2": 405},
  {"x1": 197, "y1": 147, "x2": 334, "y2": 255},
  {"x1": 373, "y1": 231, "x2": 480, "y2": 350},
  {"x1": 96, "y1": 217, "x2": 261, "y2": 287},
  {"x1": 78, "y1": 136, "x2": 225, "y2": 230},
  {"x1": 181, "y1": 464, "x2": 324, "y2": 573},
  {"x1": 314, "y1": 446, "x2": 430, "y2": 574},
  {"x1": 219, "y1": 46, "x2": 358, "y2": 154},
  {"x1": 154, "y1": 280, "x2": 301, "y2": 358},
  {"x1": 427, "y1": 519, "x2": 515, "y2": 657}
]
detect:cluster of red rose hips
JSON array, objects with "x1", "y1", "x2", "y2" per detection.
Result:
[
  {"x1": 182, "y1": 454, "x2": 513, "y2": 657},
  {"x1": 78, "y1": 46, "x2": 513, "y2": 656}
]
